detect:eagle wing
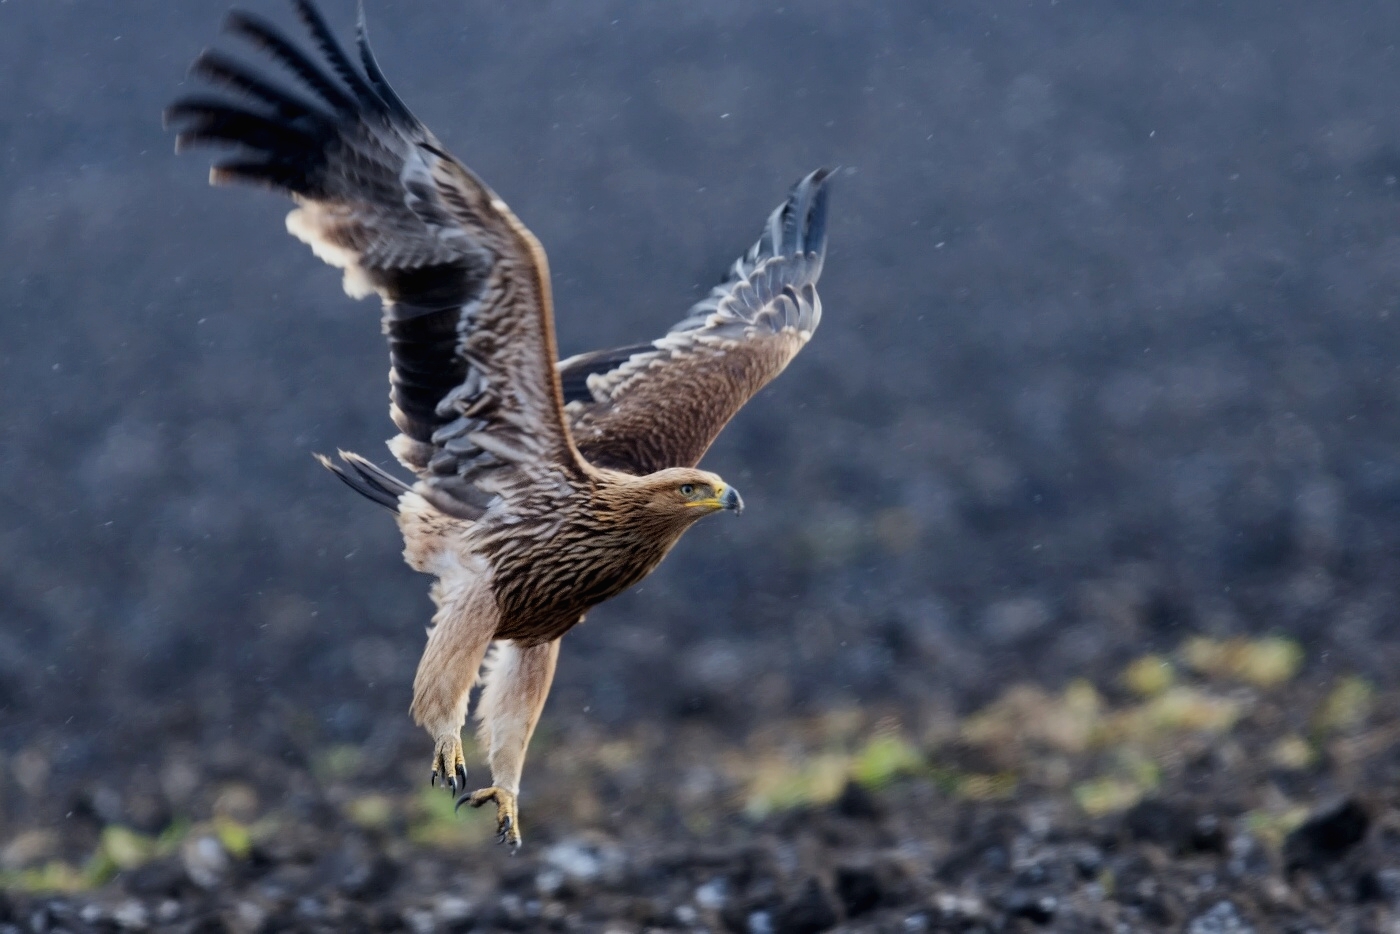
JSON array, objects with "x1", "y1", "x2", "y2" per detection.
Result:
[
  {"x1": 558, "y1": 169, "x2": 832, "y2": 476},
  {"x1": 166, "y1": 1, "x2": 581, "y2": 519}
]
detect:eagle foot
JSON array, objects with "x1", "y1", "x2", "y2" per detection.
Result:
[
  {"x1": 456, "y1": 786, "x2": 520, "y2": 848},
  {"x1": 430, "y1": 734, "x2": 468, "y2": 796}
]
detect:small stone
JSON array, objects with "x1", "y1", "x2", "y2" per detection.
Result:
[
  {"x1": 89, "y1": 786, "x2": 126, "y2": 825},
  {"x1": 1192, "y1": 814, "x2": 1227, "y2": 853},
  {"x1": 402, "y1": 907, "x2": 435, "y2": 934},
  {"x1": 111, "y1": 900, "x2": 150, "y2": 931},
  {"x1": 535, "y1": 868, "x2": 566, "y2": 898},
  {"x1": 747, "y1": 910, "x2": 774, "y2": 934},
  {"x1": 543, "y1": 835, "x2": 627, "y2": 887},
  {"x1": 694, "y1": 878, "x2": 728, "y2": 911},
  {"x1": 1187, "y1": 901, "x2": 1255, "y2": 934},
  {"x1": 233, "y1": 901, "x2": 265, "y2": 932},
  {"x1": 935, "y1": 892, "x2": 985, "y2": 920},
  {"x1": 1225, "y1": 832, "x2": 1270, "y2": 879},
  {"x1": 338, "y1": 854, "x2": 398, "y2": 900},
  {"x1": 295, "y1": 897, "x2": 325, "y2": 921},
  {"x1": 983, "y1": 596, "x2": 1051, "y2": 644},
  {"x1": 1376, "y1": 868, "x2": 1400, "y2": 901},
  {"x1": 432, "y1": 895, "x2": 475, "y2": 927},
  {"x1": 180, "y1": 836, "x2": 230, "y2": 890},
  {"x1": 1283, "y1": 797, "x2": 1370, "y2": 871},
  {"x1": 212, "y1": 783, "x2": 259, "y2": 823},
  {"x1": 1072, "y1": 844, "x2": 1104, "y2": 878},
  {"x1": 1002, "y1": 890, "x2": 1056, "y2": 924},
  {"x1": 1013, "y1": 859, "x2": 1049, "y2": 887}
]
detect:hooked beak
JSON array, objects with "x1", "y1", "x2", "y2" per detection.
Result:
[{"x1": 720, "y1": 484, "x2": 744, "y2": 515}]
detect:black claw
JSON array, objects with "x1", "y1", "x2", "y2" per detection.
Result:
[
  {"x1": 455, "y1": 763, "x2": 468, "y2": 791},
  {"x1": 453, "y1": 792, "x2": 471, "y2": 814},
  {"x1": 430, "y1": 770, "x2": 438, "y2": 787}
]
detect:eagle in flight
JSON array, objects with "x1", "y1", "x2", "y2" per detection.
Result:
[{"x1": 167, "y1": 0, "x2": 831, "y2": 846}]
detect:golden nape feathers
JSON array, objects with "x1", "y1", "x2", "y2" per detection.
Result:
[{"x1": 168, "y1": 0, "x2": 831, "y2": 847}]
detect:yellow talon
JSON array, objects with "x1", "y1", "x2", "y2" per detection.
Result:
[
  {"x1": 430, "y1": 734, "x2": 468, "y2": 795},
  {"x1": 457, "y1": 786, "x2": 520, "y2": 847}
]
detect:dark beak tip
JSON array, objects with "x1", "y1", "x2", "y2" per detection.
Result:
[{"x1": 723, "y1": 487, "x2": 744, "y2": 514}]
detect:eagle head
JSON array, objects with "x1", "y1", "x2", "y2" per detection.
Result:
[{"x1": 628, "y1": 467, "x2": 744, "y2": 523}]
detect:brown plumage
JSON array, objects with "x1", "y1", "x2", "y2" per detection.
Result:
[{"x1": 166, "y1": 0, "x2": 831, "y2": 846}]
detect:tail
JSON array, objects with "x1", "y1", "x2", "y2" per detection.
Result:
[{"x1": 315, "y1": 449, "x2": 411, "y2": 510}]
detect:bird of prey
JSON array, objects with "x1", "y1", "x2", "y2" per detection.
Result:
[{"x1": 167, "y1": 0, "x2": 831, "y2": 847}]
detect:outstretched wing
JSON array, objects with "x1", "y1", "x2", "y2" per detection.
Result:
[
  {"x1": 559, "y1": 169, "x2": 832, "y2": 476},
  {"x1": 166, "y1": 1, "x2": 581, "y2": 519}
]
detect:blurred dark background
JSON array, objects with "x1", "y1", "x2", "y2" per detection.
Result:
[{"x1": 4, "y1": 0, "x2": 1400, "y2": 775}]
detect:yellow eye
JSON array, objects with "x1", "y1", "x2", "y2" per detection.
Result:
[{"x1": 680, "y1": 484, "x2": 695, "y2": 496}]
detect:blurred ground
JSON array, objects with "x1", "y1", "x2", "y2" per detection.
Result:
[
  {"x1": 4, "y1": 0, "x2": 1400, "y2": 930},
  {"x1": 3, "y1": 636, "x2": 1399, "y2": 931}
]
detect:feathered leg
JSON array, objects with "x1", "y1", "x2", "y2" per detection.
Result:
[
  {"x1": 409, "y1": 566, "x2": 498, "y2": 796},
  {"x1": 460, "y1": 637, "x2": 561, "y2": 847}
]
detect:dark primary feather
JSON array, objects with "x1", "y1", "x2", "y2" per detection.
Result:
[
  {"x1": 165, "y1": 5, "x2": 419, "y2": 203},
  {"x1": 669, "y1": 167, "x2": 832, "y2": 336},
  {"x1": 316, "y1": 451, "x2": 411, "y2": 510},
  {"x1": 167, "y1": 97, "x2": 320, "y2": 158},
  {"x1": 558, "y1": 343, "x2": 654, "y2": 405},
  {"x1": 354, "y1": 5, "x2": 417, "y2": 124},
  {"x1": 223, "y1": 9, "x2": 360, "y2": 115},
  {"x1": 289, "y1": 0, "x2": 379, "y2": 104},
  {"x1": 559, "y1": 168, "x2": 833, "y2": 475},
  {"x1": 167, "y1": 3, "x2": 478, "y2": 476},
  {"x1": 168, "y1": 1, "x2": 581, "y2": 520},
  {"x1": 188, "y1": 49, "x2": 331, "y2": 122}
]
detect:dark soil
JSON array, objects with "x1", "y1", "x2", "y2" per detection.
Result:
[{"x1": 3, "y1": 659, "x2": 1399, "y2": 932}]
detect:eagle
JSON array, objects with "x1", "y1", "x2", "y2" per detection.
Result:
[{"x1": 167, "y1": 0, "x2": 831, "y2": 847}]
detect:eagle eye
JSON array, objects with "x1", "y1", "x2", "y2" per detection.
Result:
[{"x1": 680, "y1": 483, "x2": 696, "y2": 496}]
